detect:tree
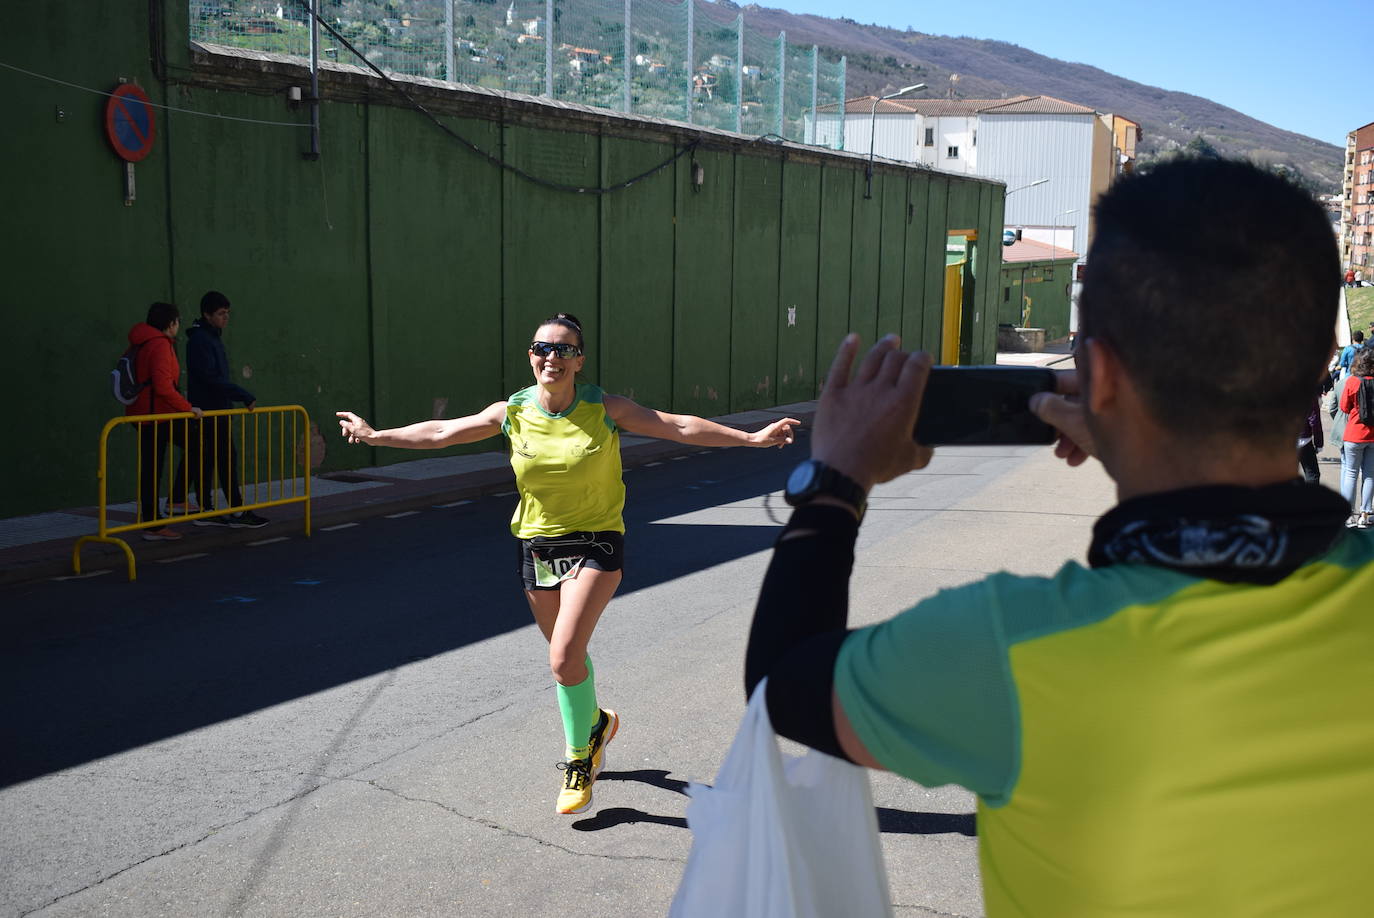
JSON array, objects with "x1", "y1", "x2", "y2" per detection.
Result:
[{"x1": 1184, "y1": 134, "x2": 1221, "y2": 159}]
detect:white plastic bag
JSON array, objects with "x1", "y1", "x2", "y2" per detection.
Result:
[{"x1": 669, "y1": 678, "x2": 892, "y2": 918}]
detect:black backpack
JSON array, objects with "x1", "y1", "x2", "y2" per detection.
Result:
[{"x1": 111, "y1": 341, "x2": 148, "y2": 405}]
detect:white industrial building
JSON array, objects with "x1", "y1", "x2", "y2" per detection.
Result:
[{"x1": 810, "y1": 95, "x2": 1137, "y2": 286}]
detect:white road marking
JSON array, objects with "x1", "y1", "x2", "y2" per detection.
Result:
[
  {"x1": 247, "y1": 537, "x2": 289, "y2": 546},
  {"x1": 156, "y1": 553, "x2": 210, "y2": 564},
  {"x1": 384, "y1": 511, "x2": 420, "y2": 519},
  {"x1": 321, "y1": 522, "x2": 359, "y2": 531},
  {"x1": 51, "y1": 570, "x2": 113, "y2": 581}
]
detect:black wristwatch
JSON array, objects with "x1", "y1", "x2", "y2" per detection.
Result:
[{"x1": 783, "y1": 459, "x2": 868, "y2": 519}]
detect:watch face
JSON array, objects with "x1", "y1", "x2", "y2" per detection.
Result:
[{"x1": 786, "y1": 461, "x2": 818, "y2": 497}]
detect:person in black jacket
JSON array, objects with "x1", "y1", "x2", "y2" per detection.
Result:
[{"x1": 171, "y1": 290, "x2": 268, "y2": 528}]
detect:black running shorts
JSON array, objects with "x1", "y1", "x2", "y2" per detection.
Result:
[{"x1": 518, "y1": 530, "x2": 625, "y2": 591}]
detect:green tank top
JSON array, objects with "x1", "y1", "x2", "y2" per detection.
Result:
[{"x1": 502, "y1": 383, "x2": 625, "y2": 538}]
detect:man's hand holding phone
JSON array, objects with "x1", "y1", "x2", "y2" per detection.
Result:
[
  {"x1": 811, "y1": 334, "x2": 934, "y2": 492},
  {"x1": 812, "y1": 335, "x2": 1096, "y2": 493},
  {"x1": 1030, "y1": 369, "x2": 1096, "y2": 467}
]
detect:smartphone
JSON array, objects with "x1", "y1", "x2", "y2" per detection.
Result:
[{"x1": 914, "y1": 366, "x2": 1057, "y2": 446}]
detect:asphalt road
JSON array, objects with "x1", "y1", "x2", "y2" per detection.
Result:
[{"x1": 0, "y1": 431, "x2": 1117, "y2": 918}]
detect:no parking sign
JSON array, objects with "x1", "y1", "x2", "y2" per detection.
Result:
[{"x1": 104, "y1": 84, "x2": 156, "y2": 162}]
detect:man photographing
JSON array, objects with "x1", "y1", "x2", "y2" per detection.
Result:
[{"x1": 746, "y1": 159, "x2": 1371, "y2": 916}]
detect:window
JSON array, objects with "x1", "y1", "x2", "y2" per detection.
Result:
[
  {"x1": 1004, "y1": 286, "x2": 1011, "y2": 302},
  {"x1": 924, "y1": 127, "x2": 934, "y2": 147},
  {"x1": 1044, "y1": 266, "x2": 1055, "y2": 280},
  {"x1": 972, "y1": 130, "x2": 977, "y2": 147},
  {"x1": 946, "y1": 145, "x2": 959, "y2": 159}
]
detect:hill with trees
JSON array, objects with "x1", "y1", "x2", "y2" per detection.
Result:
[{"x1": 732, "y1": 2, "x2": 1342, "y2": 191}]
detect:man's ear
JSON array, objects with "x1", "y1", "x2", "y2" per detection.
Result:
[{"x1": 1081, "y1": 337, "x2": 1120, "y2": 416}]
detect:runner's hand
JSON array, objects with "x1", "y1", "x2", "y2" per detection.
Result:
[
  {"x1": 1029, "y1": 370, "x2": 1095, "y2": 467},
  {"x1": 336, "y1": 411, "x2": 376, "y2": 445},
  {"x1": 811, "y1": 334, "x2": 933, "y2": 490},
  {"x1": 750, "y1": 417, "x2": 801, "y2": 448}
]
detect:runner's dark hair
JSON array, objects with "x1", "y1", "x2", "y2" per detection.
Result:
[
  {"x1": 1080, "y1": 158, "x2": 1338, "y2": 444},
  {"x1": 539, "y1": 313, "x2": 584, "y2": 349}
]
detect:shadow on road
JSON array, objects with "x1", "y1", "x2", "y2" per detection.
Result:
[
  {"x1": 581, "y1": 769, "x2": 976, "y2": 838},
  {"x1": 0, "y1": 445, "x2": 798, "y2": 788},
  {"x1": 876, "y1": 808, "x2": 977, "y2": 836}
]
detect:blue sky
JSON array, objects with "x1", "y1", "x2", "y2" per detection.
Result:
[{"x1": 775, "y1": 0, "x2": 1367, "y2": 148}]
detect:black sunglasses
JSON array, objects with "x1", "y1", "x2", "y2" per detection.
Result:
[{"x1": 530, "y1": 341, "x2": 583, "y2": 359}]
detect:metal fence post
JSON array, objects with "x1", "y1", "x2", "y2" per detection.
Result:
[
  {"x1": 775, "y1": 31, "x2": 784, "y2": 137},
  {"x1": 307, "y1": 0, "x2": 320, "y2": 159},
  {"x1": 624, "y1": 0, "x2": 632, "y2": 113},
  {"x1": 445, "y1": 0, "x2": 454, "y2": 81},
  {"x1": 545, "y1": 0, "x2": 554, "y2": 97},
  {"x1": 838, "y1": 56, "x2": 846, "y2": 150},
  {"x1": 809, "y1": 45, "x2": 817, "y2": 144},
  {"x1": 685, "y1": 0, "x2": 695, "y2": 123},
  {"x1": 735, "y1": 13, "x2": 744, "y2": 134}
]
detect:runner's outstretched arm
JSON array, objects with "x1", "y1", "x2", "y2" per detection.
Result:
[
  {"x1": 605, "y1": 396, "x2": 799, "y2": 448},
  {"x1": 336, "y1": 401, "x2": 507, "y2": 449}
]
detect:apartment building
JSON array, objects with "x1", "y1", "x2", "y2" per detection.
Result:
[{"x1": 1344, "y1": 122, "x2": 1374, "y2": 273}]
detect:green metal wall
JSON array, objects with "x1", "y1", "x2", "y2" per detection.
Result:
[
  {"x1": 1000, "y1": 258, "x2": 1075, "y2": 342},
  {"x1": 2, "y1": 0, "x2": 1003, "y2": 517}
]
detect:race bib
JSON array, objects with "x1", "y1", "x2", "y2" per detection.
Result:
[{"x1": 532, "y1": 551, "x2": 586, "y2": 588}]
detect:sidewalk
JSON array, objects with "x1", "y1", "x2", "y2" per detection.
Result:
[{"x1": 0, "y1": 349, "x2": 1074, "y2": 587}]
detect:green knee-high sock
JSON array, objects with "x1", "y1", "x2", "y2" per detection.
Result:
[{"x1": 556, "y1": 655, "x2": 599, "y2": 761}]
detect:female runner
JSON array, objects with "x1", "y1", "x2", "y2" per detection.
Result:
[{"x1": 336, "y1": 313, "x2": 799, "y2": 813}]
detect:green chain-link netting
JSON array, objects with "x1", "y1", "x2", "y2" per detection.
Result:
[{"x1": 190, "y1": 0, "x2": 847, "y2": 147}]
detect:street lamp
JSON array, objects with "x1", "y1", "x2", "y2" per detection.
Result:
[
  {"x1": 865, "y1": 83, "x2": 926, "y2": 199},
  {"x1": 1003, "y1": 180, "x2": 1048, "y2": 246},
  {"x1": 1050, "y1": 209, "x2": 1077, "y2": 261},
  {"x1": 1004, "y1": 178, "x2": 1048, "y2": 196}
]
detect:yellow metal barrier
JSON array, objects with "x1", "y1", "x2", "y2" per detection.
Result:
[{"x1": 73, "y1": 405, "x2": 312, "y2": 581}]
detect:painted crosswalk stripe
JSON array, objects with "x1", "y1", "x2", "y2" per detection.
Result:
[
  {"x1": 156, "y1": 553, "x2": 209, "y2": 564},
  {"x1": 247, "y1": 537, "x2": 289, "y2": 546},
  {"x1": 433, "y1": 500, "x2": 472, "y2": 508},
  {"x1": 51, "y1": 569, "x2": 113, "y2": 581},
  {"x1": 321, "y1": 522, "x2": 359, "y2": 531},
  {"x1": 385, "y1": 510, "x2": 420, "y2": 519}
]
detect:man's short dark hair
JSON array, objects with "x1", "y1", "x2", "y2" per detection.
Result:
[
  {"x1": 146, "y1": 302, "x2": 180, "y2": 331},
  {"x1": 201, "y1": 290, "x2": 231, "y2": 315},
  {"x1": 1080, "y1": 159, "x2": 1338, "y2": 443},
  {"x1": 1354, "y1": 330, "x2": 1365, "y2": 345}
]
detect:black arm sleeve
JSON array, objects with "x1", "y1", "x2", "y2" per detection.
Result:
[{"x1": 745, "y1": 503, "x2": 861, "y2": 760}]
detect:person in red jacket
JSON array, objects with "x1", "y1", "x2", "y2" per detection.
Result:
[
  {"x1": 1339, "y1": 347, "x2": 1374, "y2": 528},
  {"x1": 125, "y1": 302, "x2": 202, "y2": 540}
]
